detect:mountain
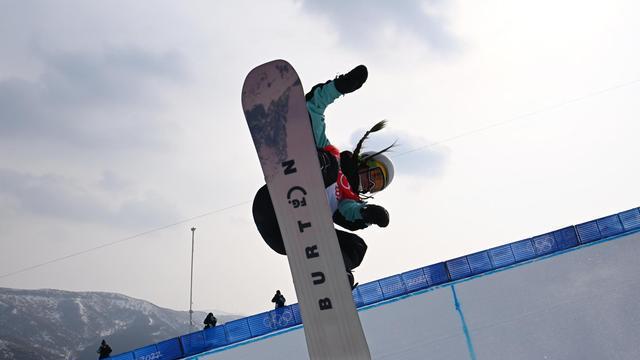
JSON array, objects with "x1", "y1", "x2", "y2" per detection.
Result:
[{"x1": 0, "y1": 288, "x2": 242, "y2": 360}]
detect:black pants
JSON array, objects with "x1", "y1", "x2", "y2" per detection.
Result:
[{"x1": 252, "y1": 185, "x2": 367, "y2": 271}]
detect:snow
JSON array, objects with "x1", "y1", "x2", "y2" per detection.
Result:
[{"x1": 74, "y1": 298, "x2": 89, "y2": 324}]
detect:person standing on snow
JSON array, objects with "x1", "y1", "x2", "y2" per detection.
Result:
[
  {"x1": 97, "y1": 339, "x2": 112, "y2": 359},
  {"x1": 252, "y1": 65, "x2": 395, "y2": 289},
  {"x1": 203, "y1": 312, "x2": 217, "y2": 329},
  {"x1": 272, "y1": 290, "x2": 286, "y2": 309}
]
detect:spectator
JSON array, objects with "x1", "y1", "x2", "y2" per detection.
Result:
[
  {"x1": 97, "y1": 339, "x2": 112, "y2": 359},
  {"x1": 272, "y1": 290, "x2": 286, "y2": 309},
  {"x1": 203, "y1": 312, "x2": 217, "y2": 329}
]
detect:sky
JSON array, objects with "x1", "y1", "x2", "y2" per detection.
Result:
[{"x1": 0, "y1": 0, "x2": 639, "y2": 316}]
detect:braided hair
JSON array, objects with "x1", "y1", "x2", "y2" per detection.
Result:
[{"x1": 353, "y1": 120, "x2": 396, "y2": 169}]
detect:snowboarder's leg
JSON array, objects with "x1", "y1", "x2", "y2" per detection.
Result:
[
  {"x1": 336, "y1": 230, "x2": 368, "y2": 271},
  {"x1": 252, "y1": 185, "x2": 286, "y2": 255},
  {"x1": 253, "y1": 184, "x2": 368, "y2": 270}
]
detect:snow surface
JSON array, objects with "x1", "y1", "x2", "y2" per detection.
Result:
[{"x1": 191, "y1": 231, "x2": 640, "y2": 360}]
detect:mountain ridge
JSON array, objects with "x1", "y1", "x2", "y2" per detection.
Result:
[{"x1": 0, "y1": 287, "x2": 242, "y2": 360}]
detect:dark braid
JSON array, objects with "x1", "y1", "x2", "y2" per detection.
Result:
[
  {"x1": 353, "y1": 120, "x2": 397, "y2": 169},
  {"x1": 353, "y1": 120, "x2": 387, "y2": 163}
]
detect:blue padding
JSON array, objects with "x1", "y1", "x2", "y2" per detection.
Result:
[
  {"x1": 133, "y1": 344, "x2": 158, "y2": 359},
  {"x1": 379, "y1": 275, "x2": 407, "y2": 299},
  {"x1": 156, "y1": 338, "x2": 182, "y2": 360},
  {"x1": 225, "y1": 318, "x2": 252, "y2": 343},
  {"x1": 597, "y1": 215, "x2": 624, "y2": 237},
  {"x1": 109, "y1": 352, "x2": 134, "y2": 360},
  {"x1": 619, "y1": 208, "x2": 640, "y2": 230},
  {"x1": 511, "y1": 239, "x2": 536, "y2": 262},
  {"x1": 423, "y1": 262, "x2": 449, "y2": 285},
  {"x1": 467, "y1": 251, "x2": 493, "y2": 274},
  {"x1": 402, "y1": 268, "x2": 429, "y2": 292},
  {"x1": 180, "y1": 331, "x2": 207, "y2": 356},
  {"x1": 576, "y1": 221, "x2": 601, "y2": 243},
  {"x1": 553, "y1": 226, "x2": 579, "y2": 250},
  {"x1": 203, "y1": 325, "x2": 227, "y2": 348},
  {"x1": 488, "y1": 244, "x2": 516, "y2": 268},
  {"x1": 273, "y1": 306, "x2": 297, "y2": 329},
  {"x1": 532, "y1": 233, "x2": 557, "y2": 256},
  {"x1": 247, "y1": 312, "x2": 273, "y2": 337},
  {"x1": 357, "y1": 281, "x2": 384, "y2": 306},
  {"x1": 446, "y1": 257, "x2": 471, "y2": 280},
  {"x1": 291, "y1": 303, "x2": 303, "y2": 324},
  {"x1": 353, "y1": 286, "x2": 365, "y2": 308}
]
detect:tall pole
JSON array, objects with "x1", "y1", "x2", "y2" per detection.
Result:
[{"x1": 189, "y1": 227, "x2": 196, "y2": 330}]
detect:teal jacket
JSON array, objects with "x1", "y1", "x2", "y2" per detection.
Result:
[{"x1": 305, "y1": 80, "x2": 367, "y2": 224}]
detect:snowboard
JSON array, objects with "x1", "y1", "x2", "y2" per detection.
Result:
[{"x1": 242, "y1": 60, "x2": 371, "y2": 359}]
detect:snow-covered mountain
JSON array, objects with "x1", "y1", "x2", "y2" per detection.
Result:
[{"x1": 0, "y1": 288, "x2": 241, "y2": 360}]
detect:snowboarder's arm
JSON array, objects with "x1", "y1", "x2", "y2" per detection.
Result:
[
  {"x1": 306, "y1": 81, "x2": 341, "y2": 148},
  {"x1": 333, "y1": 200, "x2": 368, "y2": 230},
  {"x1": 333, "y1": 201, "x2": 390, "y2": 230},
  {"x1": 306, "y1": 65, "x2": 369, "y2": 149}
]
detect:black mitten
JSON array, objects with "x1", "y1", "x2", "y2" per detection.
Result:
[
  {"x1": 361, "y1": 204, "x2": 389, "y2": 227},
  {"x1": 334, "y1": 65, "x2": 368, "y2": 94}
]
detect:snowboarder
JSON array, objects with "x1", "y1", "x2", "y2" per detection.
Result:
[
  {"x1": 203, "y1": 312, "x2": 217, "y2": 329},
  {"x1": 252, "y1": 64, "x2": 395, "y2": 289},
  {"x1": 97, "y1": 339, "x2": 112, "y2": 359},
  {"x1": 272, "y1": 290, "x2": 286, "y2": 308}
]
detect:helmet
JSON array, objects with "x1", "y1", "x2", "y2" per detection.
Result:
[{"x1": 358, "y1": 151, "x2": 394, "y2": 193}]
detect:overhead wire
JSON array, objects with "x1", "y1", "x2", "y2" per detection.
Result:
[
  {"x1": 0, "y1": 201, "x2": 249, "y2": 279},
  {"x1": 1, "y1": 78, "x2": 638, "y2": 280}
]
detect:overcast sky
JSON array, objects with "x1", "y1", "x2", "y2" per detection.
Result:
[{"x1": 1, "y1": 0, "x2": 639, "y2": 316}]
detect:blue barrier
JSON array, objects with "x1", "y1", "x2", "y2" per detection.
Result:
[
  {"x1": 423, "y1": 262, "x2": 448, "y2": 286},
  {"x1": 488, "y1": 244, "x2": 516, "y2": 268},
  {"x1": 203, "y1": 324, "x2": 228, "y2": 349},
  {"x1": 110, "y1": 206, "x2": 639, "y2": 360},
  {"x1": 180, "y1": 331, "x2": 207, "y2": 356},
  {"x1": 532, "y1": 233, "x2": 558, "y2": 256},
  {"x1": 133, "y1": 344, "x2": 158, "y2": 360},
  {"x1": 446, "y1": 256, "x2": 471, "y2": 280},
  {"x1": 620, "y1": 208, "x2": 640, "y2": 230},
  {"x1": 356, "y1": 281, "x2": 384, "y2": 306},
  {"x1": 155, "y1": 338, "x2": 182, "y2": 360},
  {"x1": 401, "y1": 268, "x2": 429, "y2": 293},
  {"x1": 225, "y1": 318, "x2": 252, "y2": 343},
  {"x1": 467, "y1": 251, "x2": 493, "y2": 275},
  {"x1": 511, "y1": 238, "x2": 537, "y2": 262},
  {"x1": 553, "y1": 226, "x2": 579, "y2": 250},
  {"x1": 110, "y1": 352, "x2": 134, "y2": 360},
  {"x1": 597, "y1": 214, "x2": 624, "y2": 237},
  {"x1": 576, "y1": 220, "x2": 601, "y2": 243}
]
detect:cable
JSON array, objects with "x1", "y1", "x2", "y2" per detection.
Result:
[
  {"x1": 0, "y1": 200, "x2": 250, "y2": 280},
  {"x1": 2, "y1": 78, "x2": 638, "y2": 280},
  {"x1": 393, "y1": 78, "x2": 640, "y2": 158}
]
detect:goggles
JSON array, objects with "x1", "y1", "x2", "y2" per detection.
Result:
[{"x1": 359, "y1": 166, "x2": 386, "y2": 193}]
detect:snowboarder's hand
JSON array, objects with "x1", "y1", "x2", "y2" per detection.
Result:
[
  {"x1": 361, "y1": 204, "x2": 389, "y2": 227},
  {"x1": 335, "y1": 65, "x2": 368, "y2": 94}
]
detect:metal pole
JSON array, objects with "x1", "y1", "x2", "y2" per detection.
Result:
[{"x1": 189, "y1": 227, "x2": 196, "y2": 330}]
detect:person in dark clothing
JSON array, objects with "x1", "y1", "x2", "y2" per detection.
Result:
[
  {"x1": 97, "y1": 339, "x2": 112, "y2": 359},
  {"x1": 252, "y1": 65, "x2": 395, "y2": 289},
  {"x1": 203, "y1": 312, "x2": 217, "y2": 329},
  {"x1": 272, "y1": 290, "x2": 286, "y2": 309}
]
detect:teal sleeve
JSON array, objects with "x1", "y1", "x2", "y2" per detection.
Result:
[
  {"x1": 306, "y1": 81, "x2": 342, "y2": 149},
  {"x1": 338, "y1": 199, "x2": 365, "y2": 221}
]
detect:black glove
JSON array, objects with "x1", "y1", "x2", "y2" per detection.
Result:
[
  {"x1": 334, "y1": 65, "x2": 368, "y2": 94},
  {"x1": 361, "y1": 205, "x2": 389, "y2": 227}
]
